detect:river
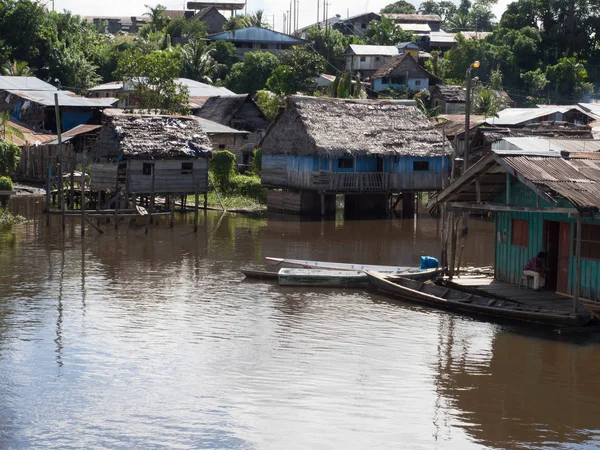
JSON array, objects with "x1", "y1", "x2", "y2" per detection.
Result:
[{"x1": 1, "y1": 198, "x2": 599, "y2": 449}]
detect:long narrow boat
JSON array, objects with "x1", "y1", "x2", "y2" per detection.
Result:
[
  {"x1": 278, "y1": 269, "x2": 368, "y2": 287},
  {"x1": 365, "y1": 271, "x2": 590, "y2": 327},
  {"x1": 266, "y1": 257, "x2": 419, "y2": 274},
  {"x1": 241, "y1": 268, "x2": 279, "y2": 280}
]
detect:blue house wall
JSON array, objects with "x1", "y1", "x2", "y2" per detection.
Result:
[
  {"x1": 261, "y1": 154, "x2": 450, "y2": 191},
  {"x1": 494, "y1": 181, "x2": 600, "y2": 301}
]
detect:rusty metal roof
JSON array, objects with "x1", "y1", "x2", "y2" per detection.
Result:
[{"x1": 5, "y1": 118, "x2": 56, "y2": 147}]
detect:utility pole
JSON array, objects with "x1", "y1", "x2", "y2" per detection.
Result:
[
  {"x1": 54, "y1": 92, "x2": 65, "y2": 231},
  {"x1": 463, "y1": 60, "x2": 480, "y2": 173},
  {"x1": 317, "y1": 0, "x2": 320, "y2": 29}
]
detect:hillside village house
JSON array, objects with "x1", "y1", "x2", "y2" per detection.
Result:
[
  {"x1": 344, "y1": 45, "x2": 400, "y2": 78},
  {"x1": 84, "y1": 16, "x2": 149, "y2": 34},
  {"x1": 207, "y1": 27, "x2": 307, "y2": 59},
  {"x1": 297, "y1": 12, "x2": 381, "y2": 39},
  {"x1": 484, "y1": 105, "x2": 597, "y2": 128},
  {"x1": 0, "y1": 76, "x2": 117, "y2": 133},
  {"x1": 163, "y1": 6, "x2": 226, "y2": 34},
  {"x1": 259, "y1": 96, "x2": 451, "y2": 217},
  {"x1": 384, "y1": 13, "x2": 442, "y2": 32},
  {"x1": 87, "y1": 78, "x2": 234, "y2": 109},
  {"x1": 430, "y1": 85, "x2": 514, "y2": 114},
  {"x1": 429, "y1": 138, "x2": 600, "y2": 315},
  {"x1": 195, "y1": 94, "x2": 269, "y2": 165},
  {"x1": 371, "y1": 54, "x2": 440, "y2": 93}
]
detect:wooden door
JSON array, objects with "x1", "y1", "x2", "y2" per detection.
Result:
[{"x1": 557, "y1": 222, "x2": 571, "y2": 294}]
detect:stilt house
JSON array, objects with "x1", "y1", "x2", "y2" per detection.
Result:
[
  {"x1": 91, "y1": 113, "x2": 211, "y2": 199},
  {"x1": 429, "y1": 138, "x2": 600, "y2": 313},
  {"x1": 258, "y1": 96, "x2": 451, "y2": 216}
]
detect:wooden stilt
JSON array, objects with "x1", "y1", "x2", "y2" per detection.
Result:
[
  {"x1": 320, "y1": 192, "x2": 325, "y2": 216},
  {"x1": 203, "y1": 192, "x2": 208, "y2": 209},
  {"x1": 170, "y1": 195, "x2": 175, "y2": 228},
  {"x1": 194, "y1": 191, "x2": 199, "y2": 232},
  {"x1": 81, "y1": 152, "x2": 86, "y2": 236},
  {"x1": 46, "y1": 155, "x2": 52, "y2": 226}
]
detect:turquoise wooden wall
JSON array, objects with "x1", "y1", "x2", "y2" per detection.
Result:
[{"x1": 494, "y1": 181, "x2": 600, "y2": 300}]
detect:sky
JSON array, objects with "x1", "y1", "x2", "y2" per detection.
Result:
[{"x1": 51, "y1": 0, "x2": 511, "y2": 32}]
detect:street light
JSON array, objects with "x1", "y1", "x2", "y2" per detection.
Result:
[{"x1": 463, "y1": 60, "x2": 480, "y2": 172}]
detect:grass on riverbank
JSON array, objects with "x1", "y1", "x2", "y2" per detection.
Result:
[
  {"x1": 187, "y1": 173, "x2": 267, "y2": 212},
  {"x1": 200, "y1": 191, "x2": 266, "y2": 212}
]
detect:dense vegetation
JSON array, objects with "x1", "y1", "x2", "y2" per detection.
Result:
[{"x1": 0, "y1": 0, "x2": 596, "y2": 107}]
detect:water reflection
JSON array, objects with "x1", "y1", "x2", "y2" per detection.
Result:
[{"x1": 0, "y1": 197, "x2": 598, "y2": 449}]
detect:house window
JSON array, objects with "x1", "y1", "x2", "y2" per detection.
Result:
[
  {"x1": 142, "y1": 163, "x2": 153, "y2": 175},
  {"x1": 361, "y1": 23, "x2": 366, "y2": 28},
  {"x1": 375, "y1": 56, "x2": 380, "y2": 61},
  {"x1": 574, "y1": 223, "x2": 600, "y2": 260},
  {"x1": 338, "y1": 157, "x2": 354, "y2": 169},
  {"x1": 382, "y1": 77, "x2": 389, "y2": 84},
  {"x1": 413, "y1": 161, "x2": 429, "y2": 171},
  {"x1": 242, "y1": 135, "x2": 249, "y2": 140},
  {"x1": 360, "y1": 56, "x2": 366, "y2": 62},
  {"x1": 415, "y1": 80, "x2": 421, "y2": 86},
  {"x1": 181, "y1": 162, "x2": 193, "y2": 174},
  {"x1": 511, "y1": 219, "x2": 529, "y2": 247},
  {"x1": 260, "y1": 43, "x2": 268, "y2": 49},
  {"x1": 219, "y1": 144, "x2": 226, "y2": 149}
]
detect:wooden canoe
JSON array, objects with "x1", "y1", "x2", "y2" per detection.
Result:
[
  {"x1": 365, "y1": 271, "x2": 590, "y2": 327},
  {"x1": 278, "y1": 269, "x2": 368, "y2": 287},
  {"x1": 241, "y1": 268, "x2": 279, "y2": 280},
  {"x1": 265, "y1": 257, "x2": 411, "y2": 273}
]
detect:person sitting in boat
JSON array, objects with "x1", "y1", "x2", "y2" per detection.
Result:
[{"x1": 523, "y1": 252, "x2": 547, "y2": 292}]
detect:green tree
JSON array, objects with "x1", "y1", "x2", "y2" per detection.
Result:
[
  {"x1": 419, "y1": 1, "x2": 457, "y2": 23},
  {"x1": 546, "y1": 56, "x2": 594, "y2": 102},
  {"x1": 364, "y1": 16, "x2": 415, "y2": 45},
  {"x1": 266, "y1": 48, "x2": 327, "y2": 95},
  {"x1": 166, "y1": 17, "x2": 208, "y2": 40},
  {"x1": 520, "y1": 68, "x2": 549, "y2": 98},
  {"x1": 225, "y1": 51, "x2": 280, "y2": 93},
  {"x1": 222, "y1": 14, "x2": 250, "y2": 31},
  {"x1": 381, "y1": 1, "x2": 417, "y2": 14},
  {"x1": 1, "y1": 60, "x2": 34, "y2": 76},
  {"x1": 208, "y1": 41, "x2": 238, "y2": 80},
  {"x1": 304, "y1": 26, "x2": 355, "y2": 71},
  {"x1": 247, "y1": 10, "x2": 270, "y2": 28},
  {"x1": 255, "y1": 90, "x2": 283, "y2": 121},
  {"x1": 144, "y1": 4, "x2": 170, "y2": 33},
  {"x1": 473, "y1": 88, "x2": 500, "y2": 117},
  {"x1": 490, "y1": 68, "x2": 503, "y2": 90},
  {"x1": 0, "y1": 139, "x2": 21, "y2": 177},
  {"x1": 115, "y1": 48, "x2": 189, "y2": 114},
  {"x1": 182, "y1": 39, "x2": 219, "y2": 83}
]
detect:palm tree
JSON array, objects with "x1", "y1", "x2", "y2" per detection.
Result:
[
  {"x1": 415, "y1": 97, "x2": 440, "y2": 119},
  {"x1": 247, "y1": 10, "x2": 270, "y2": 28},
  {"x1": 222, "y1": 14, "x2": 250, "y2": 31},
  {"x1": 473, "y1": 88, "x2": 500, "y2": 118},
  {"x1": 182, "y1": 39, "x2": 220, "y2": 84},
  {"x1": 144, "y1": 4, "x2": 169, "y2": 31},
  {"x1": 445, "y1": 11, "x2": 471, "y2": 32},
  {"x1": 2, "y1": 60, "x2": 35, "y2": 76}
]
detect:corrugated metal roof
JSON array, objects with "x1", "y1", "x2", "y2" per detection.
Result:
[
  {"x1": 176, "y1": 78, "x2": 235, "y2": 97},
  {"x1": 208, "y1": 27, "x2": 307, "y2": 44},
  {"x1": 384, "y1": 13, "x2": 441, "y2": 22},
  {"x1": 425, "y1": 31, "x2": 456, "y2": 44},
  {"x1": 398, "y1": 23, "x2": 431, "y2": 32},
  {"x1": 493, "y1": 137, "x2": 600, "y2": 153},
  {"x1": 194, "y1": 117, "x2": 248, "y2": 134},
  {"x1": 7, "y1": 89, "x2": 118, "y2": 107},
  {"x1": 578, "y1": 102, "x2": 600, "y2": 119},
  {"x1": 5, "y1": 118, "x2": 56, "y2": 147},
  {"x1": 88, "y1": 81, "x2": 124, "y2": 92},
  {"x1": 486, "y1": 108, "x2": 560, "y2": 126},
  {"x1": 0, "y1": 76, "x2": 56, "y2": 91},
  {"x1": 347, "y1": 45, "x2": 399, "y2": 56}
]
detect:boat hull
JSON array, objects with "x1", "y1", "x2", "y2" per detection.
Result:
[
  {"x1": 278, "y1": 269, "x2": 368, "y2": 287},
  {"x1": 366, "y1": 271, "x2": 590, "y2": 327}
]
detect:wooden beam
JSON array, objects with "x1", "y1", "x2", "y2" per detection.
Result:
[
  {"x1": 475, "y1": 177, "x2": 481, "y2": 204},
  {"x1": 447, "y1": 202, "x2": 578, "y2": 214}
]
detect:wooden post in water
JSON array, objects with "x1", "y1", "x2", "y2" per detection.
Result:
[
  {"x1": 204, "y1": 192, "x2": 208, "y2": 209},
  {"x1": 170, "y1": 195, "x2": 175, "y2": 228},
  {"x1": 320, "y1": 192, "x2": 325, "y2": 216},
  {"x1": 150, "y1": 165, "x2": 155, "y2": 224},
  {"x1": 194, "y1": 190, "x2": 199, "y2": 232},
  {"x1": 46, "y1": 154, "x2": 52, "y2": 226},
  {"x1": 574, "y1": 215, "x2": 582, "y2": 313},
  {"x1": 81, "y1": 152, "x2": 86, "y2": 236},
  {"x1": 69, "y1": 168, "x2": 74, "y2": 210},
  {"x1": 54, "y1": 93, "x2": 65, "y2": 231}
]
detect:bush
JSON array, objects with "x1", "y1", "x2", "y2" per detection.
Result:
[
  {"x1": 0, "y1": 176, "x2": 12, "y2": 191},
  {"x1": 229, "y1": 174, "x2": 267, "y2": 203},
  {"x1": 252, "y1": 148, "x2": 262, "y2": 172},
  {"x1": 209, "y1": 150, "x2": 236, "y2": 191},
  {"x1": 0, "y1": 139, "x2": 21, "y2": 177}
]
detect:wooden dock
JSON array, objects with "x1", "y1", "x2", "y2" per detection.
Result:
[{"x1": 443, "y1": 275, "x2": 582, "y2": 315}]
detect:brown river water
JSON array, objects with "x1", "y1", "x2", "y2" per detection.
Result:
[{"x1": 1, "y1": 197, "x2": 600, "y2": 449}]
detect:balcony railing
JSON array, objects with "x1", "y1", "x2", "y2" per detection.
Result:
[{"x1": 328, "y1": 172, "x2": 389, "y2": 192}]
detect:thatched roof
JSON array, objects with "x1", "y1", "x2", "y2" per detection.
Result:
[
  {"x1": 259, "y1": 96, "x2": 450, "y2": 158},
  {"x1": 95, "y1": 114, "x2": 211, "y2": 159},
  {"x1": 196, "y1": 94, "x2": 268, "y2": 131},
  {"x1": 371, "y1": 54, "x2": 440, "y2": 82},
  {"x1": 431, "y1": 85, "x2": 466, "y2": 103}
]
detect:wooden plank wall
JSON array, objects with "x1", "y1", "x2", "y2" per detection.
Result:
[
  {"x1": 128, "y1": 159, "x2": 208, "y2": 194},
  {"x1": 267, "y1": 190, "x2": 302, "y2": 213},
  {"x1": 90, "y1": 163, "x2": 117, "y2": 191}
]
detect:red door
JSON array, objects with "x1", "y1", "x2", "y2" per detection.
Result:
[{"x1": 557, "y1": 222, "x2": 571, "y2": 294}]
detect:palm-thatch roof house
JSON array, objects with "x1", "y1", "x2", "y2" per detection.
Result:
[
  {"x1": 371, "y1": 54, "x2": 441, "y2": 93},
  {"x1": 195, "y1": 94, "x2": 269, "y2": 164},
  {"x1": 258, "y1": 96, "x2": 451, "y2": 216},
  {"x1": 91, "y1": 111, "x2": 211, "y2": 202}
]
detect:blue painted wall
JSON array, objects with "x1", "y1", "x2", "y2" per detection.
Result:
[
  {"x1": 494, "y1": 180, "x2": 600, "y2": 300},
  {"x1": 62, "y1": 110, "x2": 93, "y2": 132}
]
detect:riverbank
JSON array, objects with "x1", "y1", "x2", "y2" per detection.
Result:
[{"x1": 0, "y1": 207, "x2": 25, "y2": 228}]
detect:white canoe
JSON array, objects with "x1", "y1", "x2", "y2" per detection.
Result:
[
  {"x1": 266, "y1": 257, "x2": 413, "y2": 274},
  {"x1": 278, "y1": 269, "x2": 368, "y2": 287}
]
